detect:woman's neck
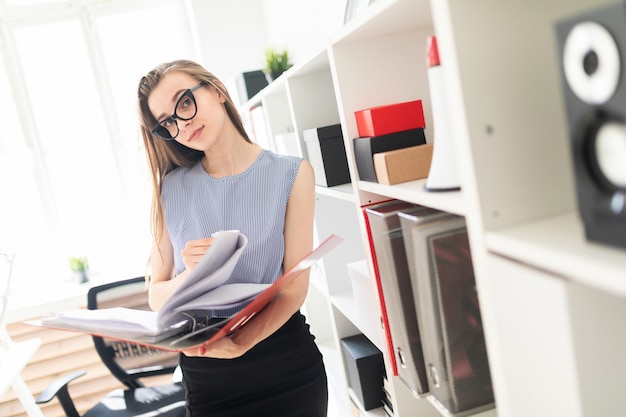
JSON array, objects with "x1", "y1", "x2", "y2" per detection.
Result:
[{"x1": 201, "y1": 139, "x2": 262, "y2": 178}]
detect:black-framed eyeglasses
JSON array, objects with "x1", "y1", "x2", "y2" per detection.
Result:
[{"x1": 151, "y1": 82, "x2": 206, "y2": 140}]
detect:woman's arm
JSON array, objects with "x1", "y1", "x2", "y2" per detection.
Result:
[
  {"x1": 148, "y1": 222, "x2": 214, "y2": 311},
  {"x1": 148, "y1": 224, "x2": 179, "y2": 311},
  {"x1": 185, "y1": 159, "x2": 316, "y2": 359}
]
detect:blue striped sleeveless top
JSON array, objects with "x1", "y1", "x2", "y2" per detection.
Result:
[{"x1": 161, "y1": 150, "x2": 301, "y2": 315}]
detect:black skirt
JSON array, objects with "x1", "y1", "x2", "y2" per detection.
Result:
[{"x1": 179, "y1": 312, "x2": 328, "y2": 417}]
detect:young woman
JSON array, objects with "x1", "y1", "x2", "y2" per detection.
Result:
[{"x1": 137, "y1": 59, "x2": 327, "y2": 417}]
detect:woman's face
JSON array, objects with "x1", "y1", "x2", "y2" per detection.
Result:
[{"x1": 147, "y1": 71, "x2": 226, "y2": 151}]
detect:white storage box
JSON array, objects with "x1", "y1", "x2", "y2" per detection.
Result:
[{"x1": 347, "y1": 260, "x2": 383, "y2": 346}]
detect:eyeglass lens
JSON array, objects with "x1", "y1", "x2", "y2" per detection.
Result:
[
  {"x1": 152, "y1": 83, "x2": 204, "y2": 140},
  {"x1": 160, "y1": 91, "x2": 196, "y2": 139}
]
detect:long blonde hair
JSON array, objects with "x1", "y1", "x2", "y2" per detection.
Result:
[{"x1": 137, "y1": 60, "x2": 251, "y2": 248}]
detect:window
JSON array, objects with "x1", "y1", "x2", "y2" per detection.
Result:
[{"x1": 0, "y1": 0, "x2": 197, "y2": 294}]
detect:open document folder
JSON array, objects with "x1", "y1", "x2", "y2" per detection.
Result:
[{"x1": 27, "y1": 231, "x2": 343, "y2": 351}]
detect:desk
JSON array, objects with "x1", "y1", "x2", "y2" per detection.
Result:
[{"x1": 0, "y1": 338, "x2": 45, "y2": 417}]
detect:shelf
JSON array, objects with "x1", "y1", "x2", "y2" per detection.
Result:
[
  {"x1": 287, "y1": 47, "x2": 330, "y2": 77},
  {"x1": 237, "y1": 0, "x2": 619, "y2": 416},
  {"x1": 244, "y1": 72, "x2": 287, "y2": 108},
  {"x1": 330, "y1": 291, "x2": 384, "y2": 352},
  {"x1": 486, "y1": 211, "x2": 626, "y2": 297},
  {"x1": 244, "y1": 48, "x2": 330, "y2": 109},
  {"x1": 358, "y1": 179, "x2": 465, "y2": 216},
  {"x1": 334, "y1": 0, "x2": 432, "y2": 44},
  {"x1": 315, "y1": 183, "x2": 356, "y2": 203}
]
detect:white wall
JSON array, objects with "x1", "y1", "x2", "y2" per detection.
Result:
[
  {"x1": 260, "y1": 0, "x2": 347, "y2": 63},
  {"x1": 189, "y1": 0, "x2": 347, "y2": 82}
]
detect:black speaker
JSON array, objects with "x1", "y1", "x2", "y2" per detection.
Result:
[{"x1": 555, "y1": 1, "x2": 626, "y2": 249}]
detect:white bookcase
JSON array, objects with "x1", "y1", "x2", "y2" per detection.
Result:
[{"x1": 240, "y1": 0, "x2": 626, "y2": 416}]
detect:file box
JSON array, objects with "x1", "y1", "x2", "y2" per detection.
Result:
[{"x1": 304, "y1": 124, "x2": 351, "y2": 187}]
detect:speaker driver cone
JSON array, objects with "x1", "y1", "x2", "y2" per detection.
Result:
[{"x1": 563, "y1": 21, "x2": 620, "y2": 105}]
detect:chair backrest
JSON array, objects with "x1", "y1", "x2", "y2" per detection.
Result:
[{"x1": 87, "y1": 277, "x2": 180, "y2": 389}]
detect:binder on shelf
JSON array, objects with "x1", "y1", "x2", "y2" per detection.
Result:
[
  {"x1": 364, "y1": 200, "x2": 434, "y2": 398},
  {"x1": 382, "y1": 374, "x2": 395, "y2": 416},
  {"x1": 399, "y1": 213, "x2": 495, "y2": 416},
  {"x1": 382, "y1": 396, "x2": 394, "y2": 417}
]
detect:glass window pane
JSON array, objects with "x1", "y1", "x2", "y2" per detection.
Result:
[
  {"x1": 2, "y1": 2, "x2": 197, "y2": 294},
  {"x1": 94, "y1": 4, "x2": 197, "y2": 264},
  {"x1": 97, "y1": 3, "x2": 196, "y2": 161},
  {"x1": 14, "y1": 19, "x2": 142, "y2": 281},
  {"x1": 0, "y1": 56, "x2": 54, "y2": 292}
]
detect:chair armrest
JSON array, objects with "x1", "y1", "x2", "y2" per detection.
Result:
[{"x1": 36, "y1": 370, "x2": 86, "y2": 417}]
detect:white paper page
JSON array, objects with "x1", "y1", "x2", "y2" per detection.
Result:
[
  {"x1": 45, "y1": 308, "x2": 158, "y2": 335},
  {"x1": 172, "y1": 283, "x2": 270, "y2": 313},
  {"x1": 39, "y1": 307, "x2": 188, "y2": 342},
  {"x1": 159, "y1": 230, "x2": 247, "y2": 319}
]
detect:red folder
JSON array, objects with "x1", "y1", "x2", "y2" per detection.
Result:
[{"x1": 361, "y1": 200, "x2": 398, "y2": 376}]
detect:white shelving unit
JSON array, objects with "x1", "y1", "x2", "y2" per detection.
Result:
[{"x1": 241, "y1": 0, "x2": 626, "y2": 416}]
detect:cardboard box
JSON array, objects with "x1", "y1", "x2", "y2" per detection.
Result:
[
  {"x1": 355, "y1": 100, "x2": 425, "y2": 137},
  {"x1": 353, "y1": 128, "x2": 426, "y2": 182},
  {"x1": 374, "y1": 143, "x2": 433, "y2": 185},
  {"x1": 304, "y1": 124, "x2": 351, "y2": 187},
  {"x1": 341, "y1": 334, "x2": 385, "y2": 411}
]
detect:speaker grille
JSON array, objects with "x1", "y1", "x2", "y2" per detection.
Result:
[{"x1": 428, "y1": 229, "x2": 494, "y2": 414}]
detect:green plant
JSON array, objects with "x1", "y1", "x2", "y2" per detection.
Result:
[
  {"x1": 263, "y1": 48, "x2": 292, "y2": 74},
  {"x1": 68, "y1": 256, "x2": 89, "y2": 272}
]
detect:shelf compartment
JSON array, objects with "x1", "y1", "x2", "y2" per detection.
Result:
[
  {"x1": 486, "y1": 211, "x2": 626, "y2": 297},
  {"x1": 315, "y1": 183, "x2": 356, "y2": 203},
  {"x1": 334, "y1": 0, "x2": 433, "y2": 44},
  {"x1": 330, "y1": 291, "x2": 384, "y2": 353},
  {"x1": 314, "y1": 194, "x2": 366, "y2": 295}
]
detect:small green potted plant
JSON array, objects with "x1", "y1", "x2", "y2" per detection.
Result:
[
  {"x1": 69, "y1": 256, "x2": 90, "y2": 284},
  {"x1": 263, "y1": 48, "x2": 292, "y2": 82}
]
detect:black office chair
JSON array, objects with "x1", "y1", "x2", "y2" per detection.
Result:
[{"x1": 36, "y1": 277, "x2": 186, "y2": 417}]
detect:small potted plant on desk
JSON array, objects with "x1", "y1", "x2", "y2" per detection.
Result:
[
  {"x1": 263, "y1": 48, "x2": 292, "y2": 82},
  {"x1": 69, "y1": 256, "x2": 90, "y2": 284}
]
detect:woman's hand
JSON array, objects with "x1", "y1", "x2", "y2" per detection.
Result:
[
  {"x1": 182, "y1": 336, "x2": 248, "y2": 359},
  {"x1": 181, "y1": 237, "x2": 214, "y2": 272}
]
